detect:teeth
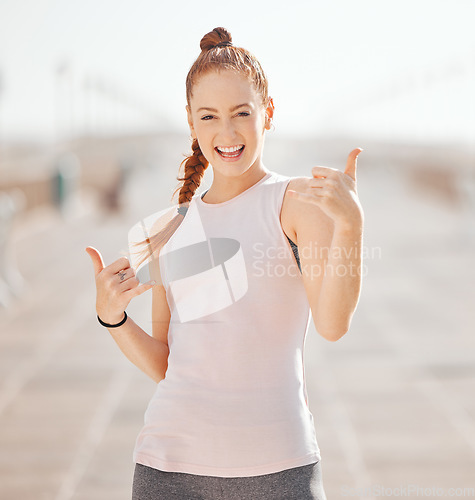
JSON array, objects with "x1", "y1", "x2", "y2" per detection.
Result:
[{"x1": 217, "y1": 145, "x2": 243, "y2": 153}]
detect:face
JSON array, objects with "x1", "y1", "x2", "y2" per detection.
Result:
[{"x1": 186, "y1": 70, "x2": 274, "y2": 180}]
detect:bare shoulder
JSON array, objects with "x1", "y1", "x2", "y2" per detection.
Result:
[{"x1": 281, "y1": 176, "x2": 334, "y2": 246}]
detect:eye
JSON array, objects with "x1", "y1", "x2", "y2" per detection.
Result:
[
  {"x1": 201, "y1": 115, "x2": 214, "y2": 121},
  {"x1": 237, "y1": 112, "x2": 250, "y2": 117}
]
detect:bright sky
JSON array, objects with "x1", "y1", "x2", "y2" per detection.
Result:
[{"x1": 0, "y1": 0, "x2": 474, "y2": 145}]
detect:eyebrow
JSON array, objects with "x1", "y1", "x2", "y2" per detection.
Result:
[{"x1": 196, "y1": 103, "x2": 251, "y2": 113}]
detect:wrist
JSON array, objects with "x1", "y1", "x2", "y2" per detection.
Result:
[
  {"x1": 97, "y1": 309, "x2": 125, "y2": 324},
  {"x1": 97, "y1": 311, "x2": 128, "y2": 328},
  {"x1": 334, "y1": 220, "x2": 363, "y2": 235}
]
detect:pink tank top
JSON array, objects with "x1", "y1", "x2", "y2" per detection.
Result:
[{"x1": 132, "y1": 170, "x2": 321, "y2": 477}]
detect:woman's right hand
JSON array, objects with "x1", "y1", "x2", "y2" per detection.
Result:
[{"x1": 85, "y1": 246, "x2": 155, "y2": 324}]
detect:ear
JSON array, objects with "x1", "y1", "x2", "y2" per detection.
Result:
[
  {"x1": 264, "y1": 97, "x2": 274, "y2": 130},
  {"x1": 186, "y1": 105, "x2": 197, "y2": 139}
]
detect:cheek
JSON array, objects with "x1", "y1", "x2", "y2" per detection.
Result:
[
  {"x1": 194, "y1": 125, "x2": 212, "y2": 145},
  {"x1": 245, "y1": 119, "x2": 263, "y2": 137}
]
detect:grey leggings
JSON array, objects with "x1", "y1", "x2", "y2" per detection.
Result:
[{"x1": 132, "y1": 461, "x2": 327, "y2": 500}]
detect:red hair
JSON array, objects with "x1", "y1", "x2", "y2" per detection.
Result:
[{"x1": 132, "y1": 27, "x2": 270, "y2": 269}]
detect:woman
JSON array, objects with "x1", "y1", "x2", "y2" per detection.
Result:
[{"x1": 86, "y1": 26, "x2": 364, "y2": 500}]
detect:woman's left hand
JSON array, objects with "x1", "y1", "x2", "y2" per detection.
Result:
[{"x1": 287, "y1": 148, "x2": 364, "y2": 229}]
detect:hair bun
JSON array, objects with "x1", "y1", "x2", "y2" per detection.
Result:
[{"x1": 200, "y1": 27, "x2": 233, "y2": 52}]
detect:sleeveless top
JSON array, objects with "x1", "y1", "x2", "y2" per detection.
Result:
[
  {"x1": 132, "y1": 170, "x2": 321, "y2": 477},
  {"x1": 177, "y1": 193, "x2": 302, "y2": 272}
]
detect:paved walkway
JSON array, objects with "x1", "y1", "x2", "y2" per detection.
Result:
[{"x1": 1, "y1": 143, "x2": 474, "y2": 499}]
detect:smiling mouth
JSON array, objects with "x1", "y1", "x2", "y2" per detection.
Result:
[{"x1": 215, "y1": 145, "x2": 245, "y2": 158}]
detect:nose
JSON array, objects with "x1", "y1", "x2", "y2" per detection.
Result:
[{"x1": 218, "y1": 118, "x2": 238, "y2": 143}]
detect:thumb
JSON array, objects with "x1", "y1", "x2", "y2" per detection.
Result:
[
  {"x1": 85, "y1": 246, "x2": 105, "y2": 277},
  {"x1": 345, "y1": 148, "x2": 363, "y2": 181}
]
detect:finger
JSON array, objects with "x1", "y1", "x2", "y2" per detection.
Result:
[
  {"x1": 119, "y1": 276, "x2": 140, "y2": 292},
  {"x1": 116, "y1": 267, "x2": 134, "y2": 283},
  {"x1": 125, "y1": 280, "x2": 156, "y2": 299},
  {"x1": 287, "y1": 190, "x2": 324, "y2": 205},
  {"x1": 85, "y1": 246, "x2": 105, "y2": 277},
  {"x1": 308, "y1": 178, "x2": 326, "y2": 189},
  {"x1": 312, "y1": 166, "x2": 340, "y2": 178},
  {"x1": 107, "y1": 256, "x2": 132, "y2": 275},
  {"x1": 115, "y1": 272, "x2": 132, "y2": 288},
  {"x1": 344, "y1": 148, "x2": 363, "y2": 181}
]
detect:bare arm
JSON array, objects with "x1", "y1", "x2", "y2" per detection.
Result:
[
  {"x1": 284, "y1": 149, "x2": 364, "y2": 342},
  {"x1": 105, "y1": 283, "x2": 170, "y2": 383},
  {"x1": 302, "y1": 217, "x2": 363, "y2": 341},
  {"x1": 86, "y1": 247, "x2": 171, "y2": 383}
]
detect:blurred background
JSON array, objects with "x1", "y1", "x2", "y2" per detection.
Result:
[{"x1": 0, "y1": 0, "x2": 474, "y2": 499}]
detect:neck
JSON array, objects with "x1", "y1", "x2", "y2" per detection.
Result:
[{"x1": 202, "y1": 161, "x2": 270, "y2": 204}]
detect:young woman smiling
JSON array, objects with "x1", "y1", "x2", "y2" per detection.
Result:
[{"x1": 86, "y1": 26, "x2": 364, "y2": 500}]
